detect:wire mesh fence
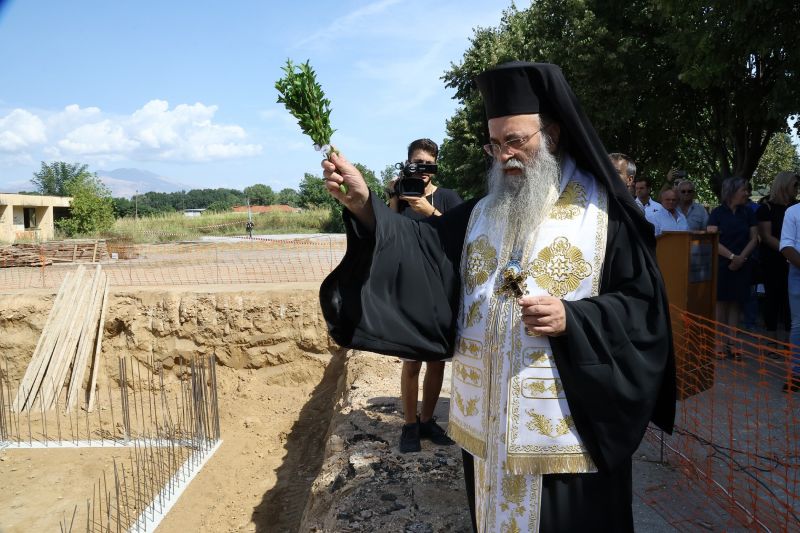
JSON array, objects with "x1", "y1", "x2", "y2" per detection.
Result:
[
  {"x1": 640, "y1": 306, "x2": 799, "y2": 532},
  {"x1": 0, "y1": 236, "x2": 346, "y2": 289}
]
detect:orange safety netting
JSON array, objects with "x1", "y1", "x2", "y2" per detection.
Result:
[
  {"x1": 0, "y1": 237, "x2": 346, "y2": 289},
  {"x1": 637, "y1": 305, "x2": 799, "y2": 531}
]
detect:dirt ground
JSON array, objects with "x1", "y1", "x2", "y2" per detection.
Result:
[{"x1": 0, "y1": 284, "x2": 345, "y2": 532}]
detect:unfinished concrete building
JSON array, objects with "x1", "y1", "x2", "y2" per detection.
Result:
[{"x1": 0, "y1": 193, "x2": 72, "y2": 243}]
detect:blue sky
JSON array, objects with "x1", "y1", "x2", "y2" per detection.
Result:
[{"x1": 0, "y1": 0, "x2": 509, "y2": 194}]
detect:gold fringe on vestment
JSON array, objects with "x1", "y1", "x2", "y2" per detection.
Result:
[
  {"x1": 506, "y1": 452, "x2": 596, "y2": 475},
  {"x1": 447, "y1": 420, "x2": 487, "y2": 458}
]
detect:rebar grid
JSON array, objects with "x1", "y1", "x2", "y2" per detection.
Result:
[{"x1": 1, "y1": 354, "x2": 221, "y2": 533}]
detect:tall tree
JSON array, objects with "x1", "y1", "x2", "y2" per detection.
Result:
[
  {"x1": 654, "y1": 0, "x2": 800, "y2": 191},
  {"x1": 243, "y1": 183, "x2": 276, "y2": 205},
  {"x1": 276, "y1": 188, "x2": 300, "y2": 207},
  {"x1": 752, "y1": 133, "x2": 800, "y2": 192},
  {"x1": 32, "y1": 162, "x2": 91, "y2": 196},
  {"x1": 354, "y1": 163, "x2": 387, "y2": 203},
  {"x1": 438, "y1": 1, "x2": 800, "y2": 198},
  {"x1": 298, "y1": 173, "x2": 336, "y2": 208}
]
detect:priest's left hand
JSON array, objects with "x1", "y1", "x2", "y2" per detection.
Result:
[{"x1": 518, "y1": 295, "x2": 567, "y2": 336}]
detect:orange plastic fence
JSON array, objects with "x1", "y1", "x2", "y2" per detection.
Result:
[
  {"x1": 0, "y1": 236, "x2": 346, "y2": 289},
  {"x1": 637, "y1": 305, "x2": 799, "y2": 531}
]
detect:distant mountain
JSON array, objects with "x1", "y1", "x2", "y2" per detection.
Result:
[{"x1": 97, "y1": 168, "x2": 190, "y2": 198}]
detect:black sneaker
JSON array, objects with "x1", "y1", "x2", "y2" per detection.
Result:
[
  {"x1": 418, "y1": 416, "x2": 455, "y2": 446},
  {"x1": 399, "y1": 422, "x2": 421, "y2": 453}
]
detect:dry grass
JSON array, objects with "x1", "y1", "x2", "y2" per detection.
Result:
[{"x1": 107, "y1": 208, "x2": 333, "y2": 243}]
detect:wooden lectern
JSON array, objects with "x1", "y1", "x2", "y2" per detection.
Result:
[{"x1": 656, "y1": 231, "x2": 719, "y2": 399}]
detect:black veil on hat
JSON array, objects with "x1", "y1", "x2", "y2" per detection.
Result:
[
  {"x1": 475, "y1": 62, "x2": 666, "y2": 251},
  {"x1": 475, "y1": 61, "x2": 641, "y2": 226},
  {"x1": 475, "y1": 61, "x2": 675, "y2": 435}
]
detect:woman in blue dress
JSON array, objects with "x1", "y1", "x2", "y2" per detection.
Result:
[{"x1": 707, "y1": 177, "x2": 759, "y2": 358}]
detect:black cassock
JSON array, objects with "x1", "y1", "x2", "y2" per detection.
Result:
[{"x1": 320, "y1": 191, "x2": 675, "y2": 532}]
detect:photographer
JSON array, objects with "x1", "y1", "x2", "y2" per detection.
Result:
[
  {"x1": 389, "y1": 138, "x2": 463, "y2": 453},
  {"x1": 388, "y1": 138, "x2": 463, "y2": 220}
]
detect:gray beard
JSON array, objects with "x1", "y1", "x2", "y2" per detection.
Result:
[{"x1": 483, "y1": 137, "x2": 562, "y2": 258}]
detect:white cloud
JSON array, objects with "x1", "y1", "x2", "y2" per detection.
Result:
[
  {"x1": 0, "y1": 101, "x2": 263, "y2": 163},
  {"x1": 293, "y1": 0, "x2": 402, "y2": 48},
  {"x1": 0, "y1": 109, "x2": 47, "y2": 151}
]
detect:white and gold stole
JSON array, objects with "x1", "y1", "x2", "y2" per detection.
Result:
[{"x1": 448, "y1": 156, "x2": 608, "y2": 530}]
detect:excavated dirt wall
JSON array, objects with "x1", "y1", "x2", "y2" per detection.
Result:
[{"x1": 0, "y1": 282, "x2": 332, "y2": 381}]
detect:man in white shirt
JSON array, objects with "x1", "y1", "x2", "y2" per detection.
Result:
[
  {"x1": 648, "y1": 188, "x2": 689, "y2": 236},
  {"x1": 634, "y1": 178, "x2": 662, "y2": 219},
  {"x1": 676, "y1": 180, "x2": 709, "y2": 231},
  {"x1": 780, "y1": 200, "x2": 800, "y2": 393}
]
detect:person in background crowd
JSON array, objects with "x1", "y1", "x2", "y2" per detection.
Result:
[
  {"x1": 757, "y1": 172, "x2": 799, "y2": 353},
  {"x1": 676, "y1": 179, "x2": 709, "y2": 231},
  {"x1": 609, "y1": 153, "x2": 636, "y2": 197},
  {"x1": 707, "y1": 177, "x2": 759, "y2": 359},
  {"x1": 663, "y1": 168, "x2": 686, "y2": 190},
  {"x1": 647, "y1": 188, "x2": 688, "y2": 236},
  {"x1": 779, "y1": 191, "x2": 800, "y2": 392},
  {"x1": 634, "y1": 178, "x2": 662, "y2": 219},
  {"x1": 388, "y1": 138, "x2": 462, "y2": 453},
  {"x1": 742, "y1": 182, "x2": 761, "y2": 331}
]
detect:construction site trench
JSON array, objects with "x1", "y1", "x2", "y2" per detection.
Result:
[{"x1": 0, "y1": 284, "x2": 352, "y2": 533}]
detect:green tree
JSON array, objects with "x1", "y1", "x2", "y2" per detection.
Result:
[
  {"x1": 276, "y1": 188, "x2": 300, "y2": 207},
  {"x1": 298, "y1": 173, "x2": 335, "y2": 208},
  {"x1": 32, "y1": 162, "x2": 91, "y2": 196},
  {"x1": 243, "y1": 183, "x2": 276, "y2": 205},
  {"x1": 439, "y1": 1, "x2": 800, "y2": 198},
  {"x1": 752, "y1": 133, "x2": 800, "y2": 192},
  {"x1": 354, "y1": 163, "x2": 387, "y2": 203},
  {"x1": 57, "y1": 172, "x2": 115, "y2": 236},
  {"x1": 112, "y1": 197, "x2": 135, "y2": 218},
  {"x1": 206, "y1": 200, "x2": 234, "y2": 213},
  {"x1": 655, "y1": 0, "x2": 800, "y2": 190},
  {"x1": 380, "y1": 164, "x2": 397, "y2": 187}
]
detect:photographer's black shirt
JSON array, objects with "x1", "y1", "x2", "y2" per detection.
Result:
[{"x1": 398, "y1": 187, "x2": 463, "y2": 220}]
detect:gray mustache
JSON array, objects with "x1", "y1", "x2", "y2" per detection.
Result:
[{"x1": 503, "y1": 159, "x2": 525, "y2": 170}]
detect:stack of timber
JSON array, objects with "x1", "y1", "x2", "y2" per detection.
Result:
[
  {"x1": 10, "y1": 239, "x2": 109, "y2": 264},
  {"x1": 12, "y1": 264, "x2": 110, "y2": 412},
  {"x1": 0, "y1": 245, "x2": 53, "y2": 267}
]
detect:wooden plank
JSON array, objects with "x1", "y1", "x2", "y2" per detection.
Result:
[
  {"x1": 14, "y1": 266, "x2": 84, "y2": 411},
  {"x1": 86, "y1": 274, "x2": 110, "y2": 412},
  {"x1": 74, "y1": 268, "x2": 105, "y2": 407},
  {"x1": 39, "y1": 265, "x2": 95, "y2": 408},
  {"x1": 65, "y1": 266, "x2": 104, "y2": 410},
  {"x1": 12, "y1": 269, "x2": 76, "y2": 411},
  {"x1": 72, "y1": 244, "x2": 77, "y2": 262},
  {"x1": 92, "y1": 241, "x2": 98, "y2": 263}
]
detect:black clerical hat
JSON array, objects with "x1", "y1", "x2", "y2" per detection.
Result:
[{"x1": 475, "y1": 61, "x2": 552, "y2": 119}]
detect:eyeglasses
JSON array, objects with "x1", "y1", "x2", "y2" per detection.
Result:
[
  {"x1": 680, "y1": 189, "x2": 695, "y2": 194},
  {"x1": 482, "y1": 125, "x2": 549, "y2": 157}
]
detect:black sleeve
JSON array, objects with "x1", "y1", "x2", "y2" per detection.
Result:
[
  {"x1": 755, "y1": 203, "x2": 770, "y2": 223},
  {"x1": 319, "y1": 193, "x2": 478, "y2": 360},
  {"x1": 550, "y1": 200, "x2": 675, "y2": 472},
  {"x1": 438, "y1": 188, "x2": 464, "y2": 213}
]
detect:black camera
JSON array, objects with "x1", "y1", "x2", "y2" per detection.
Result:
[
  {"x1": 675, "y1": 170, "x2": 687, "y2": 178},
  {"x1": 393, "y1": 162, "x2": 437, "y2": 197}
]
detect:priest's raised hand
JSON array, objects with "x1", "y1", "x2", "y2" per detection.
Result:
[{"x1": 322, "y1": 151, "x2": 375, "y2": 229}]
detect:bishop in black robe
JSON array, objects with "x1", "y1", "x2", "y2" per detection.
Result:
[{"x1": 319, "y1": 62, "x2": 675, "y2": 532}]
